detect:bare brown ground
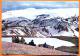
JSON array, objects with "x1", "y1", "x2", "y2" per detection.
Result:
[{"x1": 2, "y1": 42, "x2": 77, "y2": 56}]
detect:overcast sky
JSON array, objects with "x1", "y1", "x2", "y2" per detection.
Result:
[{"x1": 2, "y1": 2, "x2": 78, "y2": 12}]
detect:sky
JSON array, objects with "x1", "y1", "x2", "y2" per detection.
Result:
[
  {"x1": 2, "y1": 2, "x2": 78, "y2": 12},
  {"x1": 2, "y1": 2, "x2": 79, "y2": 19}
]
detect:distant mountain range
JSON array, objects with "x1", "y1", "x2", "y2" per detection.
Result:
[{"x1": 2, "y1": 14, "x2": 79, "y2": 37}]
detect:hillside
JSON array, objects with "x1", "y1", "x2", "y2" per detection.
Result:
[
  {"x1": 56, "y1": 46, "x2": 78, "y2": 54},
  {"x1": 2, "y1": 42, "x2": 77, "y2": 55}
]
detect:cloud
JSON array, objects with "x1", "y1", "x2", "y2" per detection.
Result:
[
  {"x1": 2, "y1": 8, "x2": 79, "y2": 20},
  {"x1": 2, "y1": 2, "x2": 78, "y2": 12}
]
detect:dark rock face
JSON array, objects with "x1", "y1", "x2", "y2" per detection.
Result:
[
  {"x1": 12, "y1": 36, "x2": 20, "y2": 43},
  {"x1": 42, "y1": 27, "x2": 49, "y2": 33},
  {"x1": 75, "y1": 28, "x2": 79, "y2": 31},
  {"x1": 38, "y1": 43, "x2": 54, "y2": 49},
  {"x1": 12, "y1": 37, "x2": 26, "y2": 44},
  {"x1": 36, "y1": 14, "x2": 49, "y2": 19},
  {"x1": 54, "y1": 22, "x2": 68, "y2": 32},
  {"x1": 28, "y1": 40, "x2": 36, "y2": 46},
  {"x1": 32, "y1": 19, "x2": 41, "y2": 24}
]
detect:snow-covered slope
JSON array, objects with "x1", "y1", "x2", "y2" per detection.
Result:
[
  {"x1": 2, "y1": 38, "x2": 75, "y2": 48},
  {"x1": 2, "y1": 8, "x2": 79, "y2": 20},
  {"x1": 2, "y1": 8, "x2": 79, "y2": 37},
  {"x1": 2, "y1": 17, "x2": 31, "y2": 26}
]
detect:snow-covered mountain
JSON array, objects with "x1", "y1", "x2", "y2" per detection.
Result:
[
  {"x1": 2, "y1": 14, "x2": 79, "y2": 37},
  {"x1": 2, "y1": 17, "x2": 31, "y2": 26},
  {"x1": 2, "y1": 8, "x2": 79, "y2": 37}
]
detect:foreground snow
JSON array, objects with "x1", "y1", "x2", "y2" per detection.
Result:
[{"x1": 2, "y1": 38, "x2": 75, "y2": 48}]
